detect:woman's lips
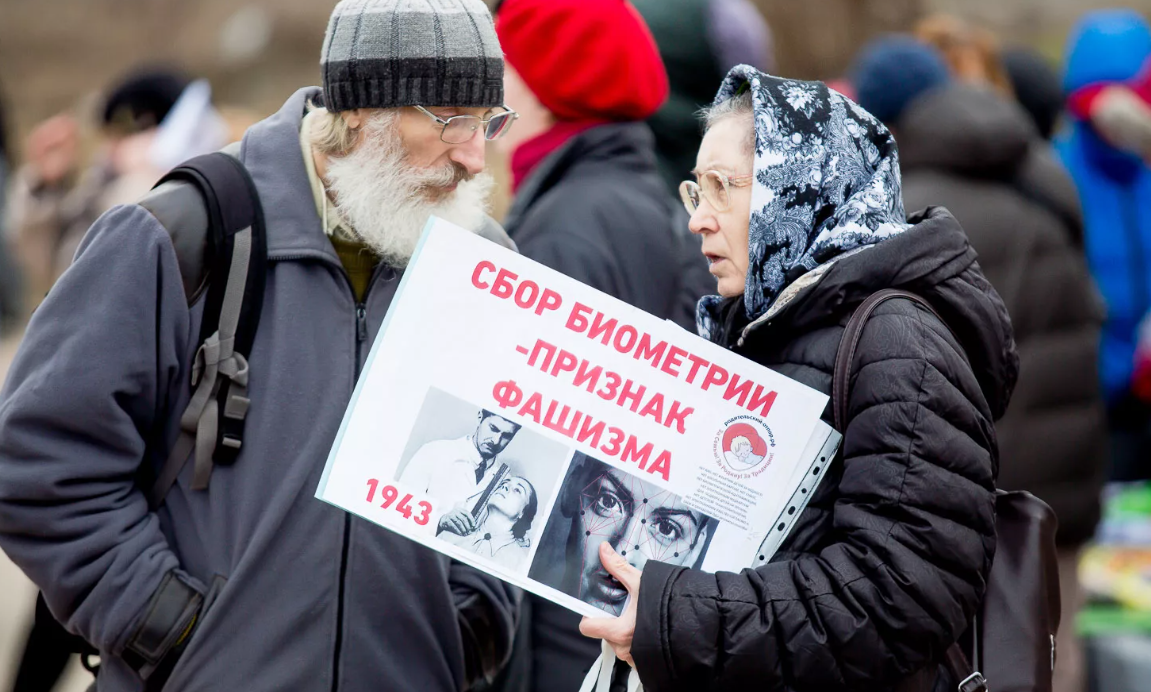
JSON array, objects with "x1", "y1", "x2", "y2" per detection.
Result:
[
  {"x1": 705, "y1": 255, "x2": 729, "y2": 275},
  {"x1": 589, "y1": 570, "x2": 628, "y2": 605}
]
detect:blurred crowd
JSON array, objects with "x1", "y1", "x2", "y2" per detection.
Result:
[
  {"x1": 0, "y1": 69, "x2": 254, "y2": 329},
  {"x1": 2, "y1": 2, "x2": 1151, "y2": 692}
]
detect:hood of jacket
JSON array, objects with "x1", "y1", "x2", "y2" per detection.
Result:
[
  {"x1": 898, "y1": 84, "x2": 1034, "y2": 179},
  {"x1": 743, "y1": 207, "x2": 1019, "y2": 419},
  {"x1": 1063, "y1": 10, "x2": 1151, "y2": 93}
]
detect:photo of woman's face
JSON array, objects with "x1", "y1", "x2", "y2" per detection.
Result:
[
  {"x1": 575, "y1": 466, "x2": 709, "y2": 614},
  {"x1": 489, "y1": 476, "x2": 532, "y2": 519}
]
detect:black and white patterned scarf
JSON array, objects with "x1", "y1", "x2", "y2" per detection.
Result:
[{"x1": 697, "y1": 66, "x2": 910, "y2": 341}]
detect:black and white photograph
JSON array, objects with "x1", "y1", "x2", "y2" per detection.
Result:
[
  {"x1": 396, "y1": 387, "x2": 569, "y2": 572},
  {"x1": 528, "y1": 453, "x2": 718, "y2": 616}
]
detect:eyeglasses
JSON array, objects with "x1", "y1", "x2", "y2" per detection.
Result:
[
  {"x1": 678, "y1": 170, "x2": 754, "y2": 214},
  {"x1": 413, "y1": 105, "x2": 519, "y2": 144}
]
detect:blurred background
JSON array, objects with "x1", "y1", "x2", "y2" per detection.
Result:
[
  {"x1": 4, "y1": 1, "x2": 1151, "y2": 691},
  {"x1": 1, "y1": 0, "x2": 1143, "y2": 142}
]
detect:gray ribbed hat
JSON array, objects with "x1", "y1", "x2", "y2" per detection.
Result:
[{"x1": 321, "y1": 0, "x2": 504, "y2": 112}]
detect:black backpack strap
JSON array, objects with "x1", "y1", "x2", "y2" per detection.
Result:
[
  {"x1": 832, "y1": 288, "x2": 987, "y2": 692},
  {"x1": 146, "y1": 151, "x2": 267, "y2": 509}
]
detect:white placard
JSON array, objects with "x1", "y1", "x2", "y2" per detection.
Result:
[{"x1": 317, "y1": 217, "x2": 837, "y2": 619}]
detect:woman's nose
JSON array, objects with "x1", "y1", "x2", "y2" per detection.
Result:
[{"x1": 688, "y1": 208, "x2": 716, "y2": 236}]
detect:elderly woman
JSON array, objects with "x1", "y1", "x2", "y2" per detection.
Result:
[{"x1": 581, "y1": 66, "x2": 1018, "y2": 691}]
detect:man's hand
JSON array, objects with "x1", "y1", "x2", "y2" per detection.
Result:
[
  {"x1": 25, "y1": 114, "x2": 80, "y2": 186},
  {"x1": 579, "y1": 542, "x2": 642, "y2": 666},
  {"x1": 438, "y1": 506, "x2": 478, "y2": 536}
]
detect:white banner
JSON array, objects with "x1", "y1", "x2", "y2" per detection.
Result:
[{"x1": 316, "y1": 217, "x2": 838, "y2": 619}]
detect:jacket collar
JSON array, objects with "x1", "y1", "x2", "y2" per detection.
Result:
[
  {"x1": 503, "y1": 122, "x2": 660, "y2": 235},
  {"x1": 744, "y1": 208, "x2": 975, "y2": 336},
  {"x1": 510, "y1": 120, "x2": 605, "y2": 192},
  {"x1": 239, "y1": 87, "x2": 339, "y2": 262}
]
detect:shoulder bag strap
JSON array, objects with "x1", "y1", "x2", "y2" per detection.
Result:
[{"x1": 831, "y1": 288, "x2": 987, "y2": 692}]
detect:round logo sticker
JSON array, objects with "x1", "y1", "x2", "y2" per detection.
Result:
[{"x1": 713, "y1": 417, "x2": 775, "y2": 478}]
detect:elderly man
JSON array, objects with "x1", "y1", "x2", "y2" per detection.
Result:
[{"x1": 0, "y1": 2, "x2": 519, "y2": 691}]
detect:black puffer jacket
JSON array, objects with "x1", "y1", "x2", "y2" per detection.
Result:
[
  {"x1": 900, "y1": 85, "x2": 1107, "y2": 547},
  {"x1": 632, "y1": 209, "x2": 1019, "y2": 691}
]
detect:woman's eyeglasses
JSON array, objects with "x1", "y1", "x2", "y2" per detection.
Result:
[
  {"x1": 414, "y1": 105, "x2": 519, "y2": 144},
  {"x1": 678, "y1": 170, "x2": 754, "y2": 214}
]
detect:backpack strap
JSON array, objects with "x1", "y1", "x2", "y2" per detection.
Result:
[
  {"x1": 146, "y1": 151, "x2": 267, "y2": 509},
  {"x1": 831, "y1": 288, "x2": 987, "y2": 692}
]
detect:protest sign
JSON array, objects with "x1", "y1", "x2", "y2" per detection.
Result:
[{"x1": 316, "y1": 217, "x2": 839, "y2": 619}]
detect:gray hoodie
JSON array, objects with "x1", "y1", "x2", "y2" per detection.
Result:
[{"x1": 0, "y1": 87, "x2": 519, "y2": 692}]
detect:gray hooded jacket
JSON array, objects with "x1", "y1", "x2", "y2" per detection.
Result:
[{"x1": 0, "y1": 87, "x2": 518, "y2": 692}]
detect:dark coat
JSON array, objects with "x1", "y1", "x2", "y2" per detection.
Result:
[
  {"x1": 900, "y1": 85, "x2": 1107, "y2": 546},
  {"x1": 632, "y1": 210, "x2": 1019, "y2": 692},
  {"x1": 504, "y1": 122, "x2": 713, "y2": 334}
]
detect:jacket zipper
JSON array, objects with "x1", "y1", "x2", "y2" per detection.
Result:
[
  {"x1": 356, "y1": 305, "x2": 368, "y2": 345},
  {"x1": 332, "y1": 275, "x2": 380, "y2": 692},
  {"x1": 272, "y1": 252, "x2": 380, "y2": 692}
]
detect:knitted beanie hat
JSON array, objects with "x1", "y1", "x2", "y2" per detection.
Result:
[
  {"x1": 850, "y1": 36, "x2": 951, "y2": 126},
  {"x1": 496, "y1": 0, "x2": 668, "y2": 122},
  {"x1": 321, "y1": 0, "x2": 504, "y2": 112}
]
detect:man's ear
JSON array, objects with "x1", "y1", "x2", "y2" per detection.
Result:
[{"x1": 341, "y1": 109, "x2": 367, "y2": 131}]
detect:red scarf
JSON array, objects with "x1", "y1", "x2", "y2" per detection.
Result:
[{"x1": 510, "y1": 121, "x2": 604, "y2": 192}]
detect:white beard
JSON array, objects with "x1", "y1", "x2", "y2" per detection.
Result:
[{"x1": 323, "y1": 114, "x2": 494, "y2": 267}]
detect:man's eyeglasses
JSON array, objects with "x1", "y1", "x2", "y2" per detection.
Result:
[
  {"x1": 414, "y1": 105, "x2": 519, "y2": 144},
  {"x1": 678, "y1": 170, "x2": 754, "y2": 214}
]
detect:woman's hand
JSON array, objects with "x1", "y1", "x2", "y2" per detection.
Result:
[{"x1": 579, "y1": 542, "x2": 642, "y2": 665}]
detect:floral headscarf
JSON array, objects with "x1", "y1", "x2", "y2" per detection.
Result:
[{"x1": 696, "y1": 66, "x2": 910, "y2": 341}]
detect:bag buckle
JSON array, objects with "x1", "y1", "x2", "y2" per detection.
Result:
[{"x1": 957, "y1": 671, "x2": 988, "y2": 692}]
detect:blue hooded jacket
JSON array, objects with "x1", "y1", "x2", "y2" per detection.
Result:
[{"x1": 1056, "y1": 10, "x2": 1151, "y2": 402}]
